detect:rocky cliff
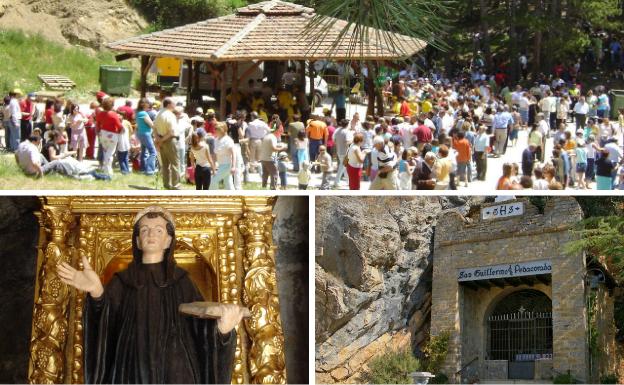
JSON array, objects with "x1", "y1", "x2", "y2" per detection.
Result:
[
  {"x1": 0, "y1": 0, "x2": 147, "y2": 50},
  {"x1": 315, "y1": 196, "x2": 479, "y2": 383}
]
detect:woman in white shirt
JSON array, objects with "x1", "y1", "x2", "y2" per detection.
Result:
[
  {"x1": 209, "y1": 122, "x2": 235, "y2": 190},
  {"x1": 2, "y1": 96, "x2": 12, "y2": 149},
  {"x1": 556, "y1": 96, "x2": 569, "y2": 130},
  {"x1": 68, "y1": 103, "x2": 87, "y2": 161},
  {"x1": 346, "y1": 133, "x2": 369, "y2": 190}
]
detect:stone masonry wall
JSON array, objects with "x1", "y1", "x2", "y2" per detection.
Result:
[{"x1": 432, "y1": 197, "x2": 587, "y2": 383}]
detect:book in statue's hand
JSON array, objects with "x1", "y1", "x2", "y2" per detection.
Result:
[{"x1": 179, "y1": 301, "x2": 252, "y2": 319}]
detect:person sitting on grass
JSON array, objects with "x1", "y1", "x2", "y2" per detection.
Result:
[
  {"x1": 15, "y1": 135, "x2": 49, "y2": 177},
  {"x1": 43, "y1": 131, "x2": 76, "y2": 163},
  {"x1": 15, "y1": 133, "x2": 102, "y2": 180}
]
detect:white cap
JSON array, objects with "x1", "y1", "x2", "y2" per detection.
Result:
[{"x1": 196, "y1": 107, "x2": 204, "y2": 115}]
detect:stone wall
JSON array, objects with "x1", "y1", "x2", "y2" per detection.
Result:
[
  {"x1": 432, "y1": 197, "x2": 588, "y2": 383},
  {"x1": 315, "y1": 196, "x2": 479, "y2": 383},
  {"x1": 595, "y1": 284, "x2": 621, "y2": 382},
  {"x1": 0, "y1": 197, "x2": 41, "y2": 383},
  {"x1": 273, "y1": 196, "x2": 309, "y2": 384}
]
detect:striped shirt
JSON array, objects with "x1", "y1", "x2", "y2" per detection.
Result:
[{"x1": 377, "y1": 146, "x2": 397, "y2": 169}]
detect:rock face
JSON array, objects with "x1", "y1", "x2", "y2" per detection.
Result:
[
  {"x1": 273, "y1": 197, "x2": 309, "y2": 384},
  {"x1": 0, "y1": 0, "x2": 147, "y2": 49},
  {"x1": 316, "y1": 197, "x2": 469, "y2": 383},
  {"x1": 0, "y1": 197, "x2": 41, "y2": 383}
]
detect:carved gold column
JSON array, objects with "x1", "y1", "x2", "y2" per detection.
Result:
[
  {"x1": 239, "y1": 207, "x2": 286, "y2": 384},
  {"x1": 29, "y1": 201, "x2": 74, "y2": 384}
]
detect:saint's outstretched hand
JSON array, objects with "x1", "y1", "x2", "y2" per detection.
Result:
[
  {"x1": 179, "y1": 302, "x2": 249, "y2": 334},
  {"x1": 57, "y1": 255, "x2": 104, "y2": 298}
]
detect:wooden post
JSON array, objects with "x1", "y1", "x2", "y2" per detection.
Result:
[
  {"x1": 308, "y1": 61, "x2": 315, "y2": 108},
  {"x1": 140, "y1": 56, "x2": 149, "y2": 98},
  {"x1": 366, "y1": 62, "x2": 375, "y2": 117},
  {"x1": 299, "y1": 60, "x2": 306, "y2": 92},
  {"x1": 186, "y1": 59, "x2": 193, "y2": 109},
  {"x1": 372, "y1": 62, "x2": 385, "y2": 117},
  {"x1": 194, "y1": 61, "x2": 200, "y2": 91},
  {"x1": 220, "y1": 63, "x2": 227, "y2": 120},
  {"x1": 231, "y1": 62, "x2": 239, "y2": 113}
]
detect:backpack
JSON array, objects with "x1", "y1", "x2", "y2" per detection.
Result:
[{"x1": 343, "y1": 145, "x2": 352, "y2": 167}]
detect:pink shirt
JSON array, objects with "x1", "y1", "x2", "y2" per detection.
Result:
[{"x1": 326, "y1": 125, "x2": 336, "y2": 147}]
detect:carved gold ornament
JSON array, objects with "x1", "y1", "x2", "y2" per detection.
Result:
[{"x1": 28, "y1": 197, "x2": 285, "y2": 384}]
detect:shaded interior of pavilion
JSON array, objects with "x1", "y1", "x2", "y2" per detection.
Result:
[{"x1": 108, "y1": 0, "x2": 426, "y2": 120}]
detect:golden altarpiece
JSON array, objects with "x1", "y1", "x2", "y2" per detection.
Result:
[{"x1": 28, "y1": 196, "x2": 286, "y2": 384}]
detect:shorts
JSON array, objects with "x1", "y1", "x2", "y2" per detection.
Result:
[{"x1": 576, "y1": 163, "x2": 587, "y2": 173}]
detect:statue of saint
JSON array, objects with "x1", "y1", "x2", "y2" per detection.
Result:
[{"x1": 57, "y1": 206, "x2": 245, "y2": 383}]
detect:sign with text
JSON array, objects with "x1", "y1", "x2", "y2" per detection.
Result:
[
  {"x1": 481, "y1": 202, "x2": 524, "y2": 220},
  {"x1": 458, "y1": 260, "x2": 552, "y2": 282}
]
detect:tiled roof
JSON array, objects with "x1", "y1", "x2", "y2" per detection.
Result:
[{"x1": 107, "y1": 0, "x2": 426, "y2": 61}]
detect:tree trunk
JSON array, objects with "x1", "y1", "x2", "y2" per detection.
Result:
[
  {"x1": 509, "y1": 0, "x2": 519, "y2": 83},
  {"x1": 545, "y1": 0, "x2": 560, "y2": 73},
  {"x1": 479, "y1": 0, "x2": 493, "y2": 70},
  {"x1": 140, "y1": 56, "x2": 149, "y2": 98},
  {"x1": 533, "y1": 0, "x2": 544, "y2": 77}
]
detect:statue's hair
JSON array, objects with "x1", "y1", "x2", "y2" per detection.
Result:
[{"x1": 129, "y1": 211, "x2": 177, "y2": 287}]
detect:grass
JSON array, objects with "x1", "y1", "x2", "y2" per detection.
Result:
[
  {"x1": 0, "y1": 29, "x2": 131, "y2": 102},
  {"x1": 0, "y1": 153, "x2": 277, "y2": 190}
]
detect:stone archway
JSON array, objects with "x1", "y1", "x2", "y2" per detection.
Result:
[{"x1": 486, "y1": 289, "x2": 553, "y2": 380}]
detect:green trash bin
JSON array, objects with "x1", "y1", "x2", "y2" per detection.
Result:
[
  {"x1": 609, "y1": 90, "x2": 624, "y2": 119},
  {"x1": 99, "y1": 65, "x2": 133, "y2": 96}
]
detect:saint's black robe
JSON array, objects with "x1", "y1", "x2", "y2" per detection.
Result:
[{"x1": 83, "y1": 262, "x2": 236, "y2": 384}]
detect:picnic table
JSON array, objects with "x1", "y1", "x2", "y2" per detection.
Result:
[{"x1": 38, "y1": 75, "x2": 76, "y2": 91}]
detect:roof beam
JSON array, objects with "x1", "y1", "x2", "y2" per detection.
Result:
[
  {"x1": 116, "y1": 53, "x2": 137, "y2": 62},
  {"x1": 237, "y1": 60, "x2": 262, "y2": 84},
  {"x1": 212, "y1": 13, "x2": 267, "y2": 59}
]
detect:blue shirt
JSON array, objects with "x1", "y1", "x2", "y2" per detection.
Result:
[
  {"x1": 399, "y1": 159, "x2": 408, "y2": 173},
  {"x1": 136, "y1": 111, "x2": 152, "y2": 134},
  {"x1": 335, "y1": 94, "x2": 346, "y2": 109},
  {"x1": 493, "y1": 112, "x2": 513, "y2": 129},
  {"x1": 474, "y1": 133, "x2": 489, "y2": 152},
  {"x1": 597, "y1": 94, "x2": 609, "y2": 111},
  {"x1": 561, "y1": 152, "x2": 570, "y2": 175},
  {"x1": 576, "y1": 147, "x2": 587, "y2": 164}
]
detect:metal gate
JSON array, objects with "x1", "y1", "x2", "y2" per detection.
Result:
[{"x1": 487, "y1": 290, "x2": 553, "y2": 380}]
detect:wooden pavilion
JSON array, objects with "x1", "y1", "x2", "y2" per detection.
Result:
[{"x1": 107, "y1": 0, "x2": 426, "y2": 118}]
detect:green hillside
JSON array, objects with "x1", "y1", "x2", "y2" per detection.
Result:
[{"x1": 0, "y1": 29, "x2": 125, "y2": 100}]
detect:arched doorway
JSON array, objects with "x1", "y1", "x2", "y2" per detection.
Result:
[{"x1": 487, "y1": 289, "x2": 553, "y2": 380}]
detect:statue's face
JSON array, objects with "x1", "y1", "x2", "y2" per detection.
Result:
[{"x1": 136, "y1": 216, "x2": 172, "y2": 255}]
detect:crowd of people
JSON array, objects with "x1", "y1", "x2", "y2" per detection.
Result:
[
  {"x1": 300, "y1": 63, "x2": 624, "y2": 191},
  {"x1": 2, "y1": 55, "x2": 624, "y2": 190},
  {"x1": 0, "y1": 87, "x2": 310, "y2": 189}
]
